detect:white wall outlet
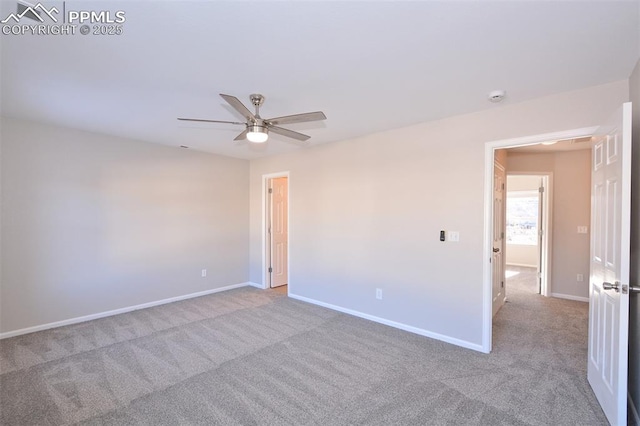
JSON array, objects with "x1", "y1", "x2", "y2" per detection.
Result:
[
  {"x1": 577, "y1": 273, "x2": 584, "y2": 282},
  {"x1": 577, "y1": 226, "x2": 588, "y2": 234},
  {"x1": 376, "y1": 288, "x2": 382, "y2": 300},
  {"x1": 448, "y1": 231, "x2": 460, "y2": 242},
  {"x1": 201, "y1": 269, "x2": 207, "y2": 277}
]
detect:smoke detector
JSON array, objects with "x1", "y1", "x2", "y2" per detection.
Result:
[{"x1": 488, "y1": 90, "x2": 506, "y2": 103}]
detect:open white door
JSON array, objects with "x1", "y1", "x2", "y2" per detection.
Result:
[
  {"x1": 269, "y1": 177, "x2": 288, "y2": 288},
  {"x1": 536, "y1": 178, "x2": 544, "y2": 294},
  {"x1": 492, "y1": 160, "x2": 506, "y2": 316},
  {"x1": 587, "y1": 102, "x2": 632, "y2": 426}
]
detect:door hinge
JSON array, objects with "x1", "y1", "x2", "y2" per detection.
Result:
[
  {"x1": 501, "y1": 183, "x2": 505, "y2": 190},
  {"x1": 501, "y1": 281, "x2": 504, "y2": 288},
  {"x1": 501, "y1": 232, "x2": 504, "y2": 239},
  {"x1": 268, "y1": 188, "x2": 273, "y2": 194},
  {"x1": 539, "y1": 186, "x2": 544, "y2": 193},
  {"x1": 268, "y1": 267, "x2": 273, "y2": 273}
]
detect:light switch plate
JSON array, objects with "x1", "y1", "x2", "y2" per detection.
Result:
[
  {"x1": 448, "y1": 231, "x2": 460, "y2": 242},
  {"x1": 577, "y1": 226, "x2": 588, "y2": 234}
]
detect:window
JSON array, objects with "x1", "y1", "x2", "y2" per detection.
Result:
[{"x1": 506, "y1": 190, "x2": 539, "y2": 245}]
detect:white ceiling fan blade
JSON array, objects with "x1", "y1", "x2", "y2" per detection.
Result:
[
  {"x1": 177, "y1": 118, "x2": 245, "y2": 125},
  {"x1": 234, "y1": 128, "x2": 249, "y2": 141},
  {"x1": 269, "y1": 125, "x2": 310, "y2": 141},
  {"x1": 266, "y1": 111, "x2": 326, "y2": 126},
  {"x1": 220, "y1": 94, "x2": 255, "y2": 122}
]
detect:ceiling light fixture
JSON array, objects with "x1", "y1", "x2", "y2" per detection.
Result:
[
  {"x1": 246, "y1": 125, "x2": 269, "y2": 143},
  {"x1": 541, "y1": 141, "x2": 558, "y2": 146}
]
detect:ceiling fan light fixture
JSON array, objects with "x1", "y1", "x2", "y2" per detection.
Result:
[
  {"x1": 178, "y1": 93, "x2": 325, "y2": 143},
  {"x1": 247, "y1": 125, "x2": 269, "y2": 143}
]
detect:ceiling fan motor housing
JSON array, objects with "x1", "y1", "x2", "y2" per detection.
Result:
[{"x1": 248, "y1": 123, "x2": 267, "y2": 134}]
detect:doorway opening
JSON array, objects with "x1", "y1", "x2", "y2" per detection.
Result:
[
  {"x1": 482, "y1": 126, "x2": 597, "y2": 353},
  {"x1": 505, "y1": 173, "x2": 552, "y2": 297},
  {"x1": 263, "y1": 172, "x2": 289, "y2": 292}
]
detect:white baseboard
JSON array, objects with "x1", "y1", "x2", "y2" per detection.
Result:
[
  {"x1": 247, "y1": 281, "x2": 265, "y2": 289},
  {"x1": 288, "y1": 293, "x2": 483, "y2": 353},
  {"x1": 550, "y1": 292, "x2": 589, "y2": 303},
  {"x1": 630, "y1": 392, "x2": 640, "y2": 426},
  {"x1": 0, "y1": 282, "x2": 250, "y2": 339},
  {"x1": 505, "y1": 263, "x2": 537, "y2": 268}
]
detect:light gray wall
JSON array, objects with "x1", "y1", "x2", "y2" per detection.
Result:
[
  {"x1": 506, "y1": 244, "x2": 538, "y2": 268},
  {"x1": 0, "y1": 118, "x2": 250, "y2": 334},
  {"x1": 628, "y1": 56, "x2": 640, "y2": 420},
  {"x1": 506, "y1": 175, "x2": 541, "y2": 191},
  {"x1": 249, "y1": 80, "x2": 629, "y2": 348},
  {"x1": 507, "y1": 150, "x2": 592, "y2": 300}
]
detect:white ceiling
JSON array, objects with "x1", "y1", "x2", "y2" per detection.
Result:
[{"x1": 1, "y1": 1, "x2": 639, "y2": 160}]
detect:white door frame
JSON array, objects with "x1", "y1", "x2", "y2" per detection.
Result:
[
  {"x1": 262, "y1": 171, "x2": 290, "y2": 291},
  {"x1": 505, "y1": 172, "x2": 553, "y2": 297},
  {"x1": 482, "y1": 126, "x2": 597, "y2": 353}
]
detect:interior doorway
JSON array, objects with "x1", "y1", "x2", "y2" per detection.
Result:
[
  {"x1": 263, "y1": 173, "x2": 289, "y2": 290},
  {"x1": 505, "y1": 173, "x2": 552, "y2": 297},
  {"x1": 482, "y1": 126, "x2": 597, "y2": 353}
]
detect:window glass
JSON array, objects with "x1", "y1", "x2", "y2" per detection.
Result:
[{"x1": 506, "y1": 191, "x2": 538, "y2": 245}]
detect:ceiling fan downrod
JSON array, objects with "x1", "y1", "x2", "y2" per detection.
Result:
[{"x1": 249, "y1": 94, "x2": 265, "y2": 120}]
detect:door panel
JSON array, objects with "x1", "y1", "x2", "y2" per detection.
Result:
[
  {"x1": 492, "y1": 161, "x2": 506, "y2": 316},
  {"x1": 537, "y1": 179, "x2": 543, "y2": 294},
  {"x1": 587, "y1": 102, "x2": 632, "y2": 426},
  {"x1": 270, "y1": 177, "x2": 288, "y2": 288}
]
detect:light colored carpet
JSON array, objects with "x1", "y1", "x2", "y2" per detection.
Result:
[{"x1": 0, "y1": 272, "x2": 609, "y2": 425}]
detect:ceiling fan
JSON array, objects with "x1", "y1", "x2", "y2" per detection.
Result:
[{"x1": 178, "y1": 94, "x2": 327, "y2": 143}]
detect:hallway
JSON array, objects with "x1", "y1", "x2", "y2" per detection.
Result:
[{"x1": 492, "y1": 265, "x2": 608, "y2": 424}]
